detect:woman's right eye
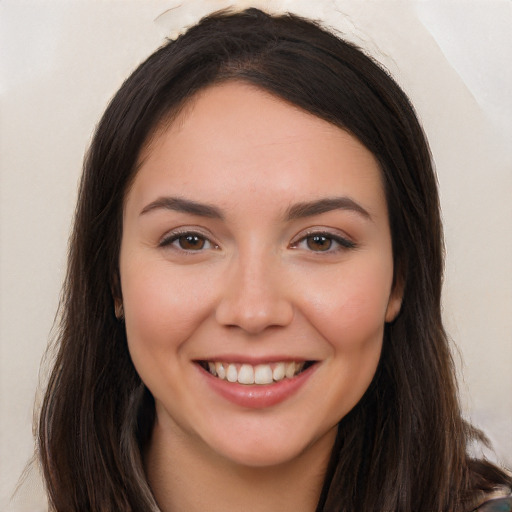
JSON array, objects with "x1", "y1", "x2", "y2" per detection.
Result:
[{"x1": 159, "y1": 232, "x2": 217, "y2": 252}]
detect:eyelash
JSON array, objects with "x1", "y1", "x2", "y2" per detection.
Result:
[
  {"x1": 159, "y1": 230, "x2": 218, "y2": 252},
  {"x1": 290, "y1": 231, "x2": 356, "y2": 253},
  {"x1": 159, "y1": 229, "x2": 356, "y2": 254}
]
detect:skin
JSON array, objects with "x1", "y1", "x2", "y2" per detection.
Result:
[{"x1": 119, "y1": 81, "x2": 402, "y2": 511}]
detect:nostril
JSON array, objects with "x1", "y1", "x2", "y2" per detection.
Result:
[
  {"x1": 214, "y1": 259, "x2": 294, "y2": 333},
  {"x1": 215, "y1": 299, "x2": 294, "y2": 334}
]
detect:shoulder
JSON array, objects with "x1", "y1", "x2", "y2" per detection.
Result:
[
  {"x1": 468, "y1": 460, "x2": 512, "y2": 511},
  {"x1": 474, "y1": 494, "x2": 512, "y2": 511}
]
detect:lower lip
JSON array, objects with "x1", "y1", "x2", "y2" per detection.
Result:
[{"x1": 197, "y1": 363, "x2": 317, "y2": 409}]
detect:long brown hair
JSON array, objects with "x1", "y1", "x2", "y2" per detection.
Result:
[{"x1": 38, "y1": 8, "x2": 510, "y2": 511}]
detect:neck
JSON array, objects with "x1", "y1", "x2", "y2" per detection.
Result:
[{"x1": 145, "y1": 418, "x2": 336, "y2": 512}]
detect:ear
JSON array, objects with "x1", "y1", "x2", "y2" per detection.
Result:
[
  {"x1": 114, "y1": 298, "x2": 124, "y2": 320},
  {"x1": 385, "y1": 279, "x2": 404, "y2": 323},
  {"x1": 111, "y1": 269, "x2": 124, "y2": 319}
]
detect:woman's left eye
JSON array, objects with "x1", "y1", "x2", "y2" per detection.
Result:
[{"x1": 291, "y1": 232, "x2": 356, "y2": 252}]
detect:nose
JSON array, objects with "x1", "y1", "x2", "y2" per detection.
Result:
[{"x1": 215, "y1": 250, "x2": 294, "y2": 334}]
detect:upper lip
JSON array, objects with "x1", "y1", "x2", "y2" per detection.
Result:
[{"x1": 194, "y1": 355, "x2": 315, "y2": 365}]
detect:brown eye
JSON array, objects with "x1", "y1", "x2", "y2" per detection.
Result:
[
  {"x1": 291, "y1": 232, "x2": 356, "y2": 253},
  {"x1": 159, "y1": 230, "x2": 217, "y2": 252},
  {"x1": 306, "y1": 235, "x2": 332, "y2": 251},
  {"x1": 178, "y1": 234, "x2": 206, "y2": 250}
]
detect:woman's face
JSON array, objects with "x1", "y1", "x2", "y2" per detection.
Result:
[{"x1": 119, "y1": 81, "x2": 402, "y2": 468}]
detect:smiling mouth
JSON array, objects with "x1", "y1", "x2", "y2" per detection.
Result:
[{"x1": 197, "y1": 360, "x2": 315, "y2": 385}]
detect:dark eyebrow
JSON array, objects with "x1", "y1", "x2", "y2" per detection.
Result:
[
  {"x1": 139, "y1": 196, "x2": 223, "y2": 219},
  {"x1": 285, "y1": 197, "x2": 371, "y2": 221}
]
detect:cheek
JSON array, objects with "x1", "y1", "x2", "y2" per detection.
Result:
[
  {"x1": 298, "y1": 257, "x2": 393, "y2": 349},
  {"x1": 121, "y1": 261, "x2": 214, "y2": 360}
]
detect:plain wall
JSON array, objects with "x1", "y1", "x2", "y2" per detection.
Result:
[{"x1": 1, "y1": 1, "x2": 511, "y2": 510}]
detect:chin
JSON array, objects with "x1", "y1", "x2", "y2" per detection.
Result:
[
  {"x1": 219, "y1": 444, "x2": 302, "y2": 468},
  {"x1": 200, "y1": 421, "x2": 337, "y2": 470}
]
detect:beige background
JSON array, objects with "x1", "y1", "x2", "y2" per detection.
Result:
[{"x1": 1, "y1": 1, "x2": 511, "y2": 510}]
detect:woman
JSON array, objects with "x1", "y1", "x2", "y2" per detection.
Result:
[{"x1": 37, "y1": 8, "x2": 511, "y2": 512}]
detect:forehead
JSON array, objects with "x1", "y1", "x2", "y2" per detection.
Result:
[
  {"x1": 128, "y1": 81, "x2": 386, "y2": 219},
  {"x1": 140, "y1": 81, "x2": 352, "y2": 157}
]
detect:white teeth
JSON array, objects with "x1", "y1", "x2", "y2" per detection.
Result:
[
  {"x1": 205, "y1": 360, "x2": 309, "y2": 385},
  {"x1": 272, "y1": 362, "x2": 285, "y2": 382},
  {"x1": 238, "y1": 364, "x2": 254, "y2": 385},
  {"x1": 215, "y1": 362, "x2": 226, "y2": 379},
  {"x1": 226, "y1": 364, "x2": 238, "y2": 383},
  {"x1": 254, "y1": 364, "x2": 273, "y2": 384},
  {"x1": 285, "y1": 362, "x2": 296, "y2": 379}
]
